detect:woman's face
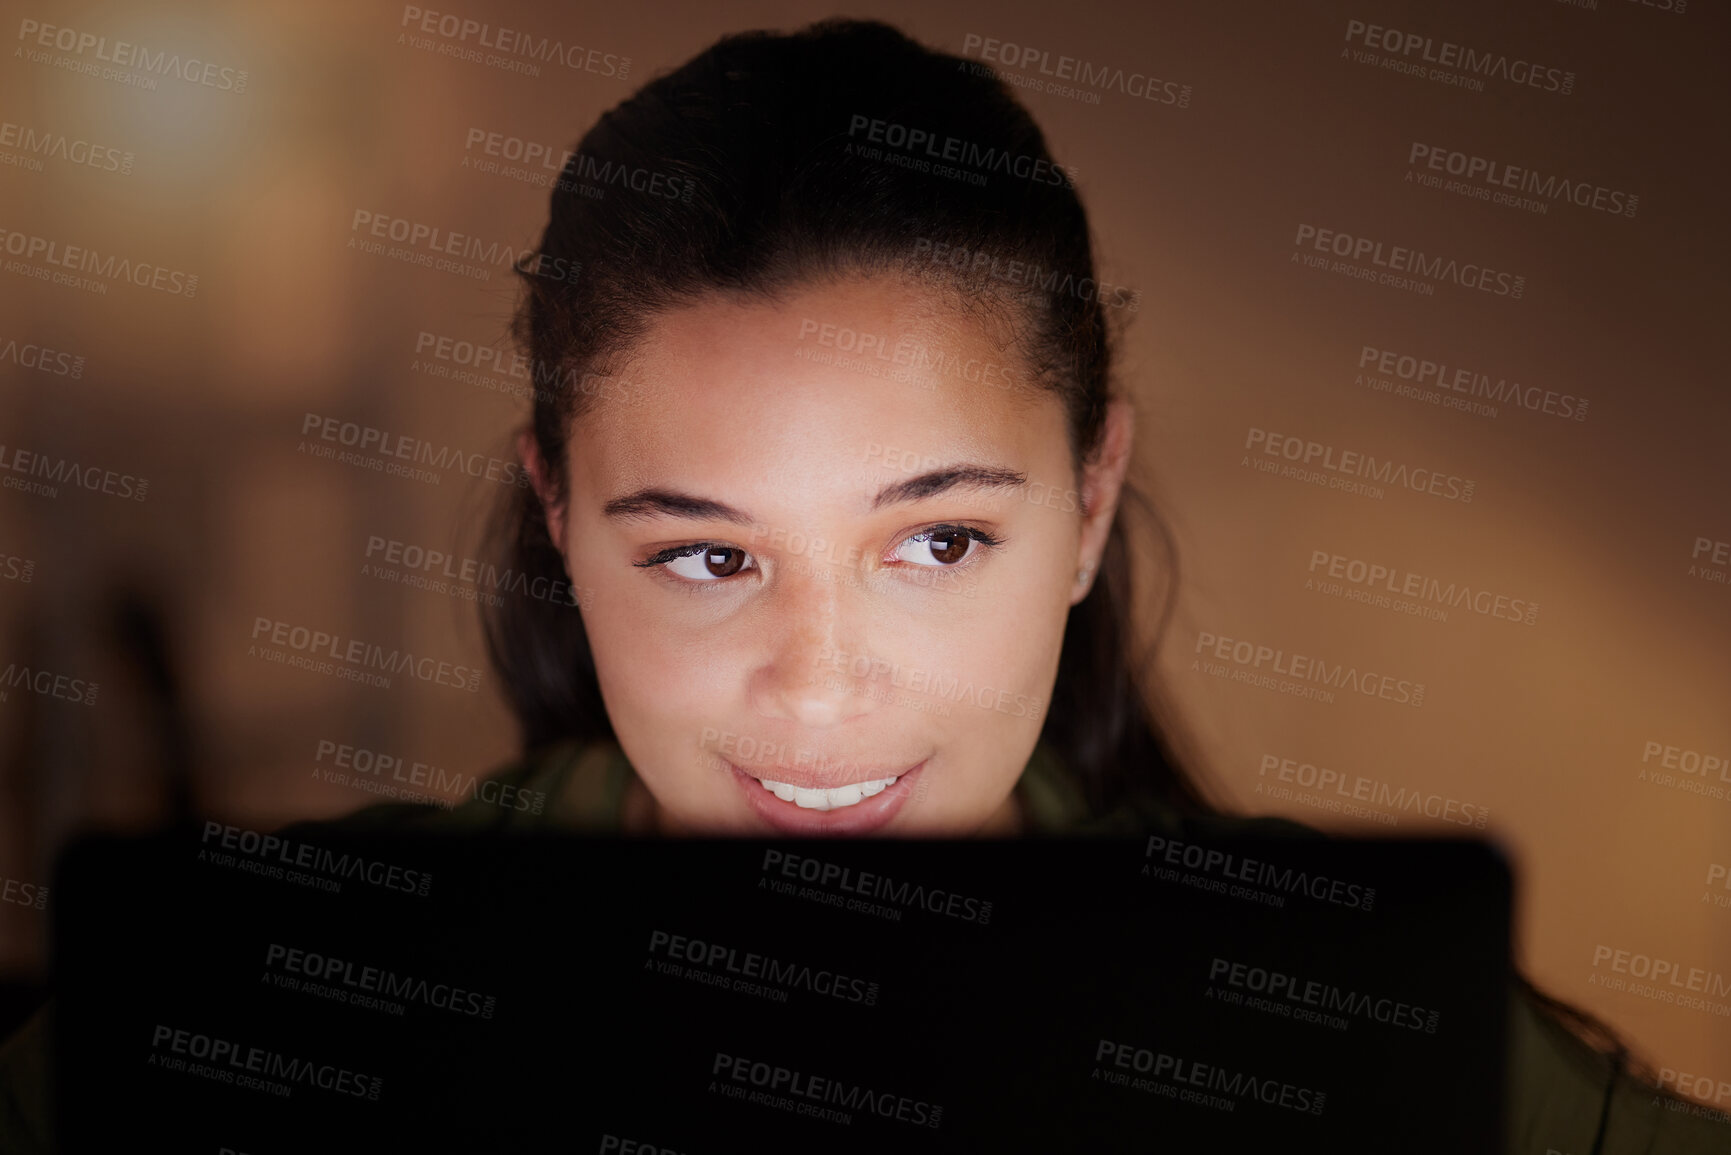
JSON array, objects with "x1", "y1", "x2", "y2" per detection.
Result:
[{"x1": 531, "y1": 275, "x2": 1131, "y2": 836}]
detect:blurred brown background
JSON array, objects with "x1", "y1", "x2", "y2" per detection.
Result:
[{"x1": 1, "y1": 0, "x2": 1727, "y2": 1103}]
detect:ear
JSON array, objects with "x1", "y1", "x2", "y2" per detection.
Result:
[
  {"x1": 1071, "y1": 399, "x2": 1134, "y2": 605},
  {"x1": 517, "y1": 427, "x2": 568, "y2": 554}
]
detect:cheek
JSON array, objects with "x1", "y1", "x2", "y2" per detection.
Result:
[
  {"x1": 961, "y1": 533, "x2": 1073, "y2": 680},
  {"x1": 585, "y1": 609, "x2": 735, "y2": 725},
  {"x1": 584, "y1": 615, "x2": 743, "y2": 806},
  {"x1": 891, "y1": 570, "x2": 1068, "y2": 784},
  {"x1": 868, "y1": 559, "x2": 1063, "y2": 702}
]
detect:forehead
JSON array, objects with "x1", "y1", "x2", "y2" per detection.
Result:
[{"x1": 571, "y1": 277, "x2": 1067, "y2": 502}]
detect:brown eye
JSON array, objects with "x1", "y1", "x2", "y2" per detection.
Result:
[
  {"x1": 704, "y1": 548, "x2": 745, "y2": 577},
  {"x1": 661, "y1": 545, "x2": 756, "y2": 582},
  {"x1": 893, "y1": 528, "x2": 985, "y2": 568},
  {"x1": 927, "y1": 532, "x2": 971, "y2": 565}
]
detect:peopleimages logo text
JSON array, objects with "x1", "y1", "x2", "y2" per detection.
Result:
[
  {"x1": 846, "y1": 114, "x2": 1077, "y2": 188},
  {"x1": 16, "y1": 19, "x2": 249, "y2": 92},
  {"x1": 1144, "y1": 835, "x2": 1376, "y2": 910},
  {"x1": 0, "y1": 121, "x2": 134, "y2": 173},
  {"x1": 399, "y1": 6, "x2": 629, "y2": 77},
  {"x1": 0, "y1": 228, "x2": 198, "y2": 296},
  {"x1": 300, "y1": 413, "x2": 530, "y2": 488},
  {"x1": 1343, "y1": 18, "x2": 1574, "y2": 94},
  {"x1": 250, "y1": 617, "x2": 483, "y2": 693},
  {"x1": 201, "y1": 821, "x2": 432, "y2": 896},
  {"x1": 150, "y1": 1025, "x2": 379, "y2": 1098},
  {"x1": 959, "y1": 33, "x2": 1191, "y2": 107},
  {"x1": 761, "y1": 849, "x2": 993, "y2": 923},
  {"x1": 1245, "y1": 427, "x2": 1475, "y2": 503},
  {"x1": 349, "y1": 210, "x2": 575, "y2": 283},
  {"x1": 1408, "y1": 143, "x2": 1635, "y2": 218},
  {"x1": 1358, "y1": 344, "x2": 1586, "y2": 421},
  {"x1": 0, "y1": 443, "x2": 148, "y2": 501},
  {"x1": 712, "y1": 1051, "x2": 941, "y2": 1128},
  {"x1": 0, "y1": 336, "x2": 85, "y2": 377},
  {"x1": 1294, "y1": 224, "x2": 1523, "y2": 297}
]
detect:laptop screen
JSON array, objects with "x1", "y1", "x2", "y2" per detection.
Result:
[{"x1": 52, "y1": 828, "x2": 1509, "y2": 1152}]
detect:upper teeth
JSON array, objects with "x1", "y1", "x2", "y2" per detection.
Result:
[{"x1": 756, "y1": 775, "x2": 899, "y2": 810}]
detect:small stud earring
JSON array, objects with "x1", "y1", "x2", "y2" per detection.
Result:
[{"x1": 1077, "y1": 564, "x2": 1093, "y2": 585}]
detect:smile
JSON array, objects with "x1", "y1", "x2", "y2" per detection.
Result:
[
  {"x1": 750, "y1": 774, "x2": 899, "y2": 811},
  {"x1": 723, "y1": 757, "x2": 930, "y2": 834}
]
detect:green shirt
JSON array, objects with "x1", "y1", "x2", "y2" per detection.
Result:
[{"x1": 2, "y1": 740, "x2": 1726, "y2": 1152}]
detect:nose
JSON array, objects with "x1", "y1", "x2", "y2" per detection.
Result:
[{"x1": 747, "y1": 566, "x2": 883, "y2": 728}]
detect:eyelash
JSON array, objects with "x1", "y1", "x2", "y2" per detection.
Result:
[{"x1": 636, "y1": 523, "x2": 1005, "y2": 584}]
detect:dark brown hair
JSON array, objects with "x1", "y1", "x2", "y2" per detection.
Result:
[{"x1": 483, "y1": 16, "x2": 1211, "y2": 817}]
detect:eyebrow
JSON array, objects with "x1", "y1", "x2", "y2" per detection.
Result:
[{"x1": 601, "y1": 464, "x2": 1028, "y2": 524}]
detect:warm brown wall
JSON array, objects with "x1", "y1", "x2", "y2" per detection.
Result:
[{"x1": 1, "y1": 0, "x2": 1726, "y2": 1102}]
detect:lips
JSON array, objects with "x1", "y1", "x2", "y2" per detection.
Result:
[
  {"x1": 724, "y1": 757, "x2": 928, "y2": 835},
  {"x1": 754, "y1": 773, "x2": 899, "y2": 810}
]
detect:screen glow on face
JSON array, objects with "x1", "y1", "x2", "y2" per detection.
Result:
[{"x1": 551, "y1": 275, "x2": 1106, "y2": 837}]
